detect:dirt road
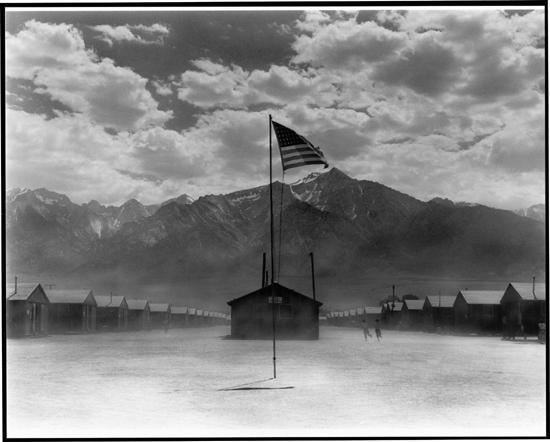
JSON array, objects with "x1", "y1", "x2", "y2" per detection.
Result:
[{"x1": 6, "y1": 326, "x2": 547, "y2": 438}]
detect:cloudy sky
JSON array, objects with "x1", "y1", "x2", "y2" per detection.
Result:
[{"x1": 5, "y1": 7, "x2": 546, "y2": 210}]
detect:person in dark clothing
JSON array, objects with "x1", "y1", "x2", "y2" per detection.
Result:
[
  {"x1": 374, "y1": 319, "x2": 382, "y2": 341},
  {"x1": 362, "y1": 320, "x2": 372, "y2": 341}
]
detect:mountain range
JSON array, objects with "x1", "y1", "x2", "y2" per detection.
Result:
[{"x1": 5, "y1": 169, "x2": 546, "y2": 309}]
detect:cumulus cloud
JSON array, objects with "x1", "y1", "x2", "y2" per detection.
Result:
[
  {"x1": 189, "y1": 110, "x2": 269, "y2": 177},
  {"x1": 247, "y1": 65, "x2": 337, "y2": 107},
  {"x1": 371, "y1": 35, "x2": 460, "y2": 97},
  {"x1": 6, "y1": 109, "x2": 135, "y2": 204},
  {"x1": 278, "y1": 9, "x2": 544, "y2": 208},
  {"x1": 350, "y1": 130, "x2": 543, "y2": 210},
  {"x1": 294, "y1": 10, "x2": 332, "y2": 33},
  {"x1": 5, "y1": 108, "x2": 214, "y2": 205},
  {"x1": 279, "y1": 105, "x2": 371, "y2": 160},
  {"x1": 176, "y1": 60, "x2": 251, "y2": 109},
  {"x1": 6, "y1": 20, "x2": 171, "y2": 132},
  {"x1": 176, "y1": 59, "x2": 339, "y2": 109},
  {"x1": 484, "y1": 110, "x2": 546, "y2": 174},
  {"x1": 6, "y1": 20, "x2": 94, "y2": 79},
  {"x1": 121, "y1": 126, "x2": 209, "y2": 180},
  {"x1": 90, "y1": 23, "x2": 169, "y2": 46},
  {"x1": 401, "y1": 10, "x2": 545, "y2": 102},
  {"x1": 289, "y1": 9, "x2": 544, "y2": 105},
  {"x1": 152, "y1": 80, "x2": 173, "y2": 96},
  {"x1": 292, "y1": 16, "x2": 407, "y2": 70},
  {"x1": 4, "y1": 11, "x2": 545, "y2": 211}
]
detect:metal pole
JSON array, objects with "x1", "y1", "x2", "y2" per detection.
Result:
[
  {"x1": 262, "y1": 253, "x2": 266, "y2": 288},
  {"x1": 269, "y1": 114, "x2": 276, "y2": 379},
  {"x1": 310, "y1": 252, "x2": 316, "y2": 301},
  {"x1": 272, "y1": 284, "x2": 277, "y2": 379},
  {"x1": 269, "y1": 115, "x2": 274, "y2": 283}
]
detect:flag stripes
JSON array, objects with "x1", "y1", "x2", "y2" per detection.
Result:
[{"x1": 272, "y1": 120, "x2": 328, "y2": 171}]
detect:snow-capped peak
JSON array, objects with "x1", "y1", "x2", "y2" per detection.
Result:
[
  {"x1": 35, "y1": 194, "x2": 57, "y2": 205},
  {"x1": 7, "y1": 188, "x2": 30, "y2": 200},
  {"x1": 229, "y1": 191, "x2": 261, "y2": 205},
  {"x1": 291, "y1": 172, "x2": 321, "y2": 186}
]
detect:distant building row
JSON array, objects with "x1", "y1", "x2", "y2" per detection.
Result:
[
  {"x1": 326, "y1": 282, "x2": 546, "y2": 337},
  {"x1": 6, "y1": 282, "x2": 230, "y2": 338}
]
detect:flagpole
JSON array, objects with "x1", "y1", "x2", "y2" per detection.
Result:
[{"x1": 269, "y1": 114, "x2": 276, "y2": 379}]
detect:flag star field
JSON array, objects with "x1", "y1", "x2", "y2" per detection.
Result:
[{"x1": 272, "y1": 120, "x2": 328, "y2": 171}]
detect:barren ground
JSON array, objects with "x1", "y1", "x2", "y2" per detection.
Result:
[{"x1": 6, "y1": 326, "x2": 547, "y2": 438}]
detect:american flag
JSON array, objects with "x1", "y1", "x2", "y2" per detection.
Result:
[{"x1": 272, "y1": 120, "x2": 328, "y2": 171}]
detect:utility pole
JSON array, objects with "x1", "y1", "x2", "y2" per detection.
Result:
[
  {"x1": 262, "y1": 253, "x2": 266, "y2": 288},
  {"x1": 310, "y1": 252, "x2": 316, "y2": 301}
]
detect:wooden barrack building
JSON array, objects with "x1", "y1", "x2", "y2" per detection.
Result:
[
  {"x1": 227, "y1": 283, "x2": 322, "y2": 340},
  {"x1": 7, "y1": 283, "x2": 50, "y2": 338}
]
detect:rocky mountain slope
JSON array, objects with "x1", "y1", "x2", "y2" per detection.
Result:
[
  {"x1": 513, "y1": 204, "x2": 545, "y2": 222},
  {"x1": 5, "y1": 169, "x2": 546, "y2": 305}
]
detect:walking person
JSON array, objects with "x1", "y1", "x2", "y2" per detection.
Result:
[
  {"x1": 362, "y1": 320, "x2": 372, "y2": 341},
  {"x1": 374, "y1": 319, "x2": 382, "y2": 341}
]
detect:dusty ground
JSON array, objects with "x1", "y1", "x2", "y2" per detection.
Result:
[{"x1": 6, "y1": 326, "x2": 547, "y2": 438}]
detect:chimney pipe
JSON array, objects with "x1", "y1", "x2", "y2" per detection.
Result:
[
  {"x1": 533, "y1": 275, "x2": 537, "y2": 300},
  {"x1": 262, "y1": 253, "x2": 266, "y2": 288},
  {"x1": 15, "y1": 276, "x2": 17, "y2": 294}
]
